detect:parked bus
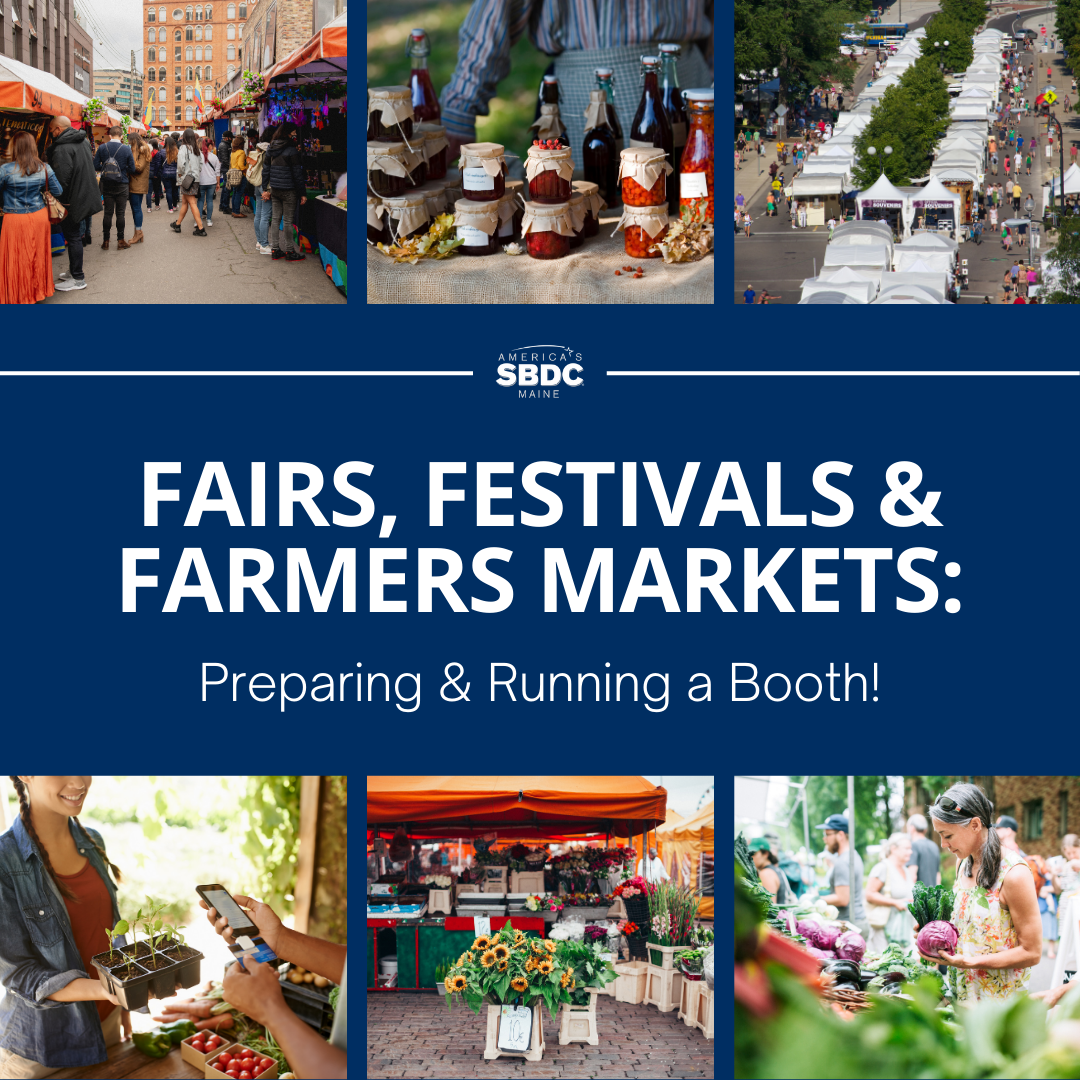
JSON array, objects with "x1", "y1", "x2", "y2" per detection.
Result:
[{"x1": 865, "y1": 23, "x2": 909, "y2": 45}]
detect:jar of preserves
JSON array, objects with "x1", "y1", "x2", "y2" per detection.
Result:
[
  {"x1": 521, "y1": 201, "x2": 574, "y2": 260},
  {"x1": 453, "y1": 198, "x2": 500, "y2": 256},
  {"x1": 619, "y1": 146, "x2": 672, "y2": 207},
  {"x1": 615, "y1": 203, "x2": 668, "y2": 258},
  {"x1": 567, "y1": 193, "x2": 587, "y2": 248},
  {"x1": 413, "y1": 179, "x2": 449, "y2": 221},
  {"x1": 443, "y1": 167, "x2": 463, "y2": 205},
  {"x1": 525, "y1": 145, "x2": 574, "y2": 203},
  {"x1": 680, "y1": 88, "x2": 714, "y2": 222},
  {"x1": 415, "y1": 123, "x2": 449, "y2": 180},
  {"x1": 409, "y1": 149, "x2": 428, "y2": 187},
  {"x1": 571, "y1": 180, "x2": 604, "y2": 237},
  {"x1": 368, "y1": 86, "x2": 414, "y2": 143},
  {"x1": 380, "y1": 193, "x2": 430, "y2": 245},
  {"x1": 367, "y1": 142, "x2": 411, "y2": 198},
  {"x1": 459, "y1": 142, "x2": 507, "y2": 201},
  {"x1": 496, "y1": 192, "x2": 520, "y2": 242},
  {"x1": 367, "y1": 194, "x2": 383, "y2": 245}
]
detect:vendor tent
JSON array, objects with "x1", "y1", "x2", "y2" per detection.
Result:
[
  {"x1": 367, "y1": 776, "x2": 669, "y2": 838},
  {"x1": 872, "y1": 285, "x2": 947, "y2": 304},
  {"x1": 894, "y1": 249, "x2": 953, "y2": 274},
  {"x1": 879, "y1": 269, "x2": 948, "y2": 301},
  {"x1": 265, "y1": 7, "x2": 347, "y2": 81},
  {"x1": 1047, "y1": 162, "x2": 1080, "y2": 197},
  {"x1": 0, "y1": 55, "x2": 86, "y2": 119},
  {"x1": 856, "y1": 172, "x2": 907, "y2": 229},
  {"x1": 908, "y1": 176, "x2": 962, "y2": 235},
  {"x1": 798, "y1": 291, "x2": 863, "y2": 303},
  {"x1": 657, "y1": 801, "x2": 714, "y2": 920},
  {"x1": 800, "y1": 266, "x2": 876, "y2": 304}
]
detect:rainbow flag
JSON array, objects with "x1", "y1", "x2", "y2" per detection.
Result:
[{"x1": 193, "y1": 77, "x2": 204, "y2": 117}]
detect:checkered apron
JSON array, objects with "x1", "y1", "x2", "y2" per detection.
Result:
[{"x1": 552, "y1": 43, "x2": 713, "y2": 178}]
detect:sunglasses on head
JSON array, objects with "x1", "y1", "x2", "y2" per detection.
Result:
[{"x1": 935, "y1": 794, "x2": 970, "y2": 814}]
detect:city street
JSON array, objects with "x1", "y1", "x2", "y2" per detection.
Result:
[
  {"x1": 733, "y1": 4, "x2": 1079, "y2": 304},
  {"x1": 40, "y1": 195, "x2": 346, "y2": 306}
]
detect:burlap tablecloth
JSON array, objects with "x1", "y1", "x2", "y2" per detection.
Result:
[{"x1": 367, "y1": 214, "x2": 714, "y2": 304}]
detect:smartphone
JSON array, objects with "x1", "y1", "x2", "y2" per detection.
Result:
[{"x1": 196, "y1": 883, "x2": 279, "y2": 964}]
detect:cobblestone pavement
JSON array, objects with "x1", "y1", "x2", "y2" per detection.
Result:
[{"x1": 367, "y1": 993, "x2": 715, "y2": 1079}]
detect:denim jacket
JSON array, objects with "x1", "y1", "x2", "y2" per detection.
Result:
[
  {"x1": 0, "y1": 161, "x2": 63, "y2": 215},
  {"x1": 0, "y1": 815, "x2": 126, "y2": 1069}
]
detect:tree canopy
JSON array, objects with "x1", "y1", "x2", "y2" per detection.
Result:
[
  {"x1": 919, "y1": 15, "x2": 976, "y2": 73},
  {"x1": 1044, "y1": 224, "x2": 1080, "y2": 303}
]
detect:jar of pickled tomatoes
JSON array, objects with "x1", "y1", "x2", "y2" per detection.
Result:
[
  {"x1": 525, "y1": 145, "x2": 574, "y2": 203},
  {"x1": 616, "y1": 203, "x2": 669, "y2": 259},
  {"x1": 619, "y1": 146, "x2": 672, "y2": 207},
  {"x1": 459, "y1": 142, "x2": 507, "y2": 201},
  {"x1": 379, "y1": 193, "x2": 430, "y2": 245},
  {"x1": 367, "y1": 195, "x2": 383, "y2": 245},
  {"x1": 571, "y1": 180, "x2": 604, "y2": 237},
  {"x1": 453, "y1": 198, "x2": 501, "y2": 256},
  {"x1": 521, "y1": 201, "x2": 574, "y2": 260},
  {"x1": 368, "y1": 87, "x2": 414, "y2": 142},
  {"x1": 413, "y1": 180, "x2": 449, "y2": 222},
  {"x1": 367, "y1": 142, "x2": 411, "y2": 198},
  {"x1": 679, "y1": 88, "x2": 714, "y2": 222},
  {"x1": 415, "y1": 123, "x2": 449, "y2": 181}
]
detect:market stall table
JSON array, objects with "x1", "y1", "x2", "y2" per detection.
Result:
[
  {"x1": 49, "y1": 1039, "x2": 202, "y2": 1079},
  {"x1": 310, "y1": 193, "x2": 347, "y2": 296},
  {"x1": 367, "y1": 214, "x2": 713, "y2": 304}
]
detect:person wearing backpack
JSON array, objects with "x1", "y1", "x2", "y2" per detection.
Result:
[
  {"x1": 92, "y1": 127, "x2": 135, "y2": 250},
  {"x1": 247, "y1": 127, "x2": 274, "y2": 254},
  {"x1": 228, "y1": 136, "x2": 249, "y2": 218},
  {"x1": 197, "y1": 138, "x2": 220, "y2": 227},
  {"x1": 161, "y1": 138, "x2": 179, "y2": 211},
  {"x1": 170, "y1": 128, "x2": 207, "y2": 236},
  {"x1": 264, "y1": 122, "x2": 307, "y2": 262}
]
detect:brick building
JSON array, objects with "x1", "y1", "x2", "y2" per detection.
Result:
[
  {"x1": 94, "y1": 68, "x2": 143, "y2": 117},
  {"x1": 906, "y1": 776, "x2": 1080, "y2": 860},
  {"x1": 143, "y1": 1, "x2": 251, "y2": 129},
  {"x1": 0, "y1": 0, "x2": 93, "y2": 97}
]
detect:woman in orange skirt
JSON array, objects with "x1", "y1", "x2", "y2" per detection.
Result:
[{"x1": 0, "y1": 131, "x2": 63, "y2": 304}]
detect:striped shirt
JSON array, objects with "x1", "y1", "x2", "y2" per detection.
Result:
[{"x1": 440, "y1": 0, "x2": 714, "y2": 137}]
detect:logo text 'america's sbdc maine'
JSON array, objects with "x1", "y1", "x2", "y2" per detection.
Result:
[{"x1": 496, "y1": 345, "x2": 583, "y2": 399}]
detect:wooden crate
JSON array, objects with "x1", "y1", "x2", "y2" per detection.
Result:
[
  {"x1": 483, "y1": 1003, "x2": 545, "y2": 1062},
  {"x1": 613, "y1": 961, "x2": 649, "y2": 1004},
  {"x1": 558, "y1": 989, "x2": 599, "y2": 1046},
  {"x1": 428, "y1": 889, "x2": 452, "y2": 915},
  {"x1": 694, "y1": 982, "x2": 714, "y2": 1040},
  {"x1": 205, "y1": 1044, "x2": 279, "y2": 1079},
  {"x1": 180, "y1": 1035, "x2": 236, "y2": 1070},
  {"x1": 644, "y1": 964, "x2": 683, "y2": 1013},
  {"x1": 678, "y1": 977, "x2": 702, "y2": 1026},
  {"x1": 510, "y1": 869, "x2": 545, "y2": 894},
  {"x1": 647, "y1": 942, "x2": 690, "y2": 970}
]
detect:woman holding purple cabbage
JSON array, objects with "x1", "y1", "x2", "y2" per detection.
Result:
[{"x1": 922, "y1": 782, "x2": 1042, "y2": 1003}]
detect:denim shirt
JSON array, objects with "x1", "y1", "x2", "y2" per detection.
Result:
[
  {"x1": 0, "y1": 162, "x2": 64, "y2": 215},
  {"x1": 0, "y1": 815, "x2": 125, "y2": 1069}
]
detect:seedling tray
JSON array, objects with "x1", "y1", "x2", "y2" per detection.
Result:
[{"x1": 91, "y1": 943, "x2": 204, "y2": 1011}]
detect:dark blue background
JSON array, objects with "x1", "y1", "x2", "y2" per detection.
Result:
[{"x1": 2, "y1": 364, "x2": 1074, "y2": 726}]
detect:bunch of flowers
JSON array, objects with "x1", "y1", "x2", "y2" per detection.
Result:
[
  {"x1": 471, "y1": 849, "x2": 508, "y2": 867},
  {"x1": 82, "y1": 97, "x2": 106, "y2": 125},
  {"x1": 616, "y1": 919, "x2": 641, "y2": 937},
  {"x1": 646, "y1": 882, "x2": 700, "y2": 947},
  {"x1": 544, "y1": 896, "x2": 564, "y2": 913},
  {"x1": 583, "y1": 925, "x2": 609, "y2": 945},
  {"x1": 506, "y1": 845, "x2": 549, "y2": 871},
  {"x1": 691, "y1": 926, "x2": 714, "y2": 948},
  {"x1": 443, "y1": 920, "x2": 574, "y2": 1020},
  {"x1": 419, "y1": 874, "x2": 452, "y2": 888},
  {"x1": 562, "y1": 892, "x2": 609, "y2": 907},
  {"x1": 524, "y1": 894, "x2": 547, "y2": 912},
  {"x1": 613, "y1": 875, "x2": 654, "y2": 899},
  {"x1": 240, "y1": 69, "x2": 265, "y2": 108}
]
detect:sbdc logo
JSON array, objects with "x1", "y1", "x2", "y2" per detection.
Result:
[{"x1": 496, "y1": 345, "x2": 583, "y2": 399}]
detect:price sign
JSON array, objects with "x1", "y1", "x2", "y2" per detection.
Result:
[
  {"x1": 473, "y1": 915, "x2": 491, "y2": 938},
  {"x1": 497, "y1": 1004, "x2": 533, "y2": 1052}
]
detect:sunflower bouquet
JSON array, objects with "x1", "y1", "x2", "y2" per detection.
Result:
[{"x1": 443, "y1": 919, "x2": 572, "y2": 1020}]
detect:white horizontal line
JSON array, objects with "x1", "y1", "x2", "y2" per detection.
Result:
[
  {"x1": 606, "y1": 370, "x2": 1079, "y2": 376},
  {"x1": 0, "y1": 370, "x2": 475, "y2": 376}
]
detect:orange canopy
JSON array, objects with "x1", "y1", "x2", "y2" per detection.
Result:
[
  {"x1": 265, "y1": 9, "x2": 346, "y2": 81},
  {"x1": 368, "y1": 776, "x2": 668, "y2": 838},
  {"x1": 0, "y1": 56, "x2": 85, "y2": 120}
]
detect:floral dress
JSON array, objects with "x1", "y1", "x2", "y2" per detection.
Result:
[{"x1": 950, "y1": 846, "x2": 1031, "y2": 1004}]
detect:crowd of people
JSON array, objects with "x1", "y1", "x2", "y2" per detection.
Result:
[{"x1": 0, "y1": 118, "x2": 312, "y2": 304}]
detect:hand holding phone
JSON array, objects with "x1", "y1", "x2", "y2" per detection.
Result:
[{"x1": 196, "y1": 884, "x2": 281, "y2": 961}]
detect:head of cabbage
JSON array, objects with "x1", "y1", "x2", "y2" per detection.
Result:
[
  {"x1": 833, "y1": 929, "x2": 866, "y2": 963},
  {"x1": 916, "y1": 920, "x2": 959, "y2": 957}
]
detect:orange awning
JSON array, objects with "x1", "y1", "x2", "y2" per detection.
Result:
[
  {"x1": 264, "y1": 10, "x2": 346, "y2": 82},
  {"x1": 368, "y1": 776, "x2": 668, "y2": 838},
  {"x1": 0, "y1": 56, "x2": 86, "y2": 120}
]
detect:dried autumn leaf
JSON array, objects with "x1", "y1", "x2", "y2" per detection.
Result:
[{"x1": 375, "y1": 212, "x2": 466, "y2": 262}]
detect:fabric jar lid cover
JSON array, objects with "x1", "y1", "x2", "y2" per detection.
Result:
[
  {"x1": 572, "y1": 180, "x2": 599, "y2": 197},
  {"x1": 620, "y1": 146, "x2": 667, "y2": 167},
  {"x1": 368, "y1": 86, "x2": 411, "y2": 105},
  {"x1": 453, "y1": 197, "x2": 501, "y2": 235},
  {"x1": 381, "y1": 192, "x2": 428, "y2": 210},
  {"x1": 521, "y1": 200, "x2": 575, "y2": 237},
  {"x1": 368, "y1": 141, "x2": 407, "y2": 158},
  {"x1": 414, "y1": 122, "x2": 447, "y2": 136},
  {"x1": 460, "y1": 142, "x2": 506, "y2": 163},
  {"x1": 615, "y1": 202, "x2": 669, "y2": 238}
]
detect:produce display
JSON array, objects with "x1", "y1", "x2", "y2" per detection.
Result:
[{"x1": 208, "y1": 1045, "x2": 277, "y2": 1078}]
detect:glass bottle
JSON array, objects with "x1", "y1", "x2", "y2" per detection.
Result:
[
  {"x1": 583, "y1": 89, "x2": 619, "y2": 208},
  {"x1": 406, "y1": 28, "x2": 441, "y2": 122},
  {"x1": 629, "y1": 56, "x2": 673, "y2": 177},
  {"x1": 595, "y1": 68, "x2": 624, "y2": 157},
  {"x1": 535, "y1": 75, "x2": 569, "y2": 147},
  {"x1": 680, "y1": 89, "x2": 714, "y2": 222},
  {"x1": 658, "y1": 43, "x2": 688, "y2": 214}
]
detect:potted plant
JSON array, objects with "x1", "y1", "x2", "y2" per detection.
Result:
[
  {"x1": 552, "y1": 939, "x2": 618, "y2": 1045},
  {"x1": 436, "y1": 961, "x2": 449, "y2": 995},
  {"x1": 646, "y1": 883, "x2": 700, "y2": 968}
]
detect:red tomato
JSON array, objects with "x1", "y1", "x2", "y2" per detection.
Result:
[
  {"x1": 260, "y1": 1059, "x2": 274, "y2": 1071},
  {"x1": 218, "y1": 1052, "x2": 233, "y2": 1066},
  {"x1": 206, "y1": 1037, "x2": 221, "y2": 1049},
  {"x1": 240, "y1": 1048, "x2": 256, "y2": 1058},
  {"x1": 239, "y1": 1071, "x2": 253, "y2": 1080},
  {"x1": 226, "y1": 1071, "x2": 240, "y2": 1080}
]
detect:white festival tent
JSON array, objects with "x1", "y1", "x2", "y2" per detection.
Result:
[
  {"x1": 856, "y1": 173, "x2": 908, "y2": 230},
  {"x1": 893, "y1": 248, "x2": 954, "y2": 274},
  {"x1": 829, "y1": 226, "x2": 894, "y2": 262},
  {"x1": 906, "y1": 177, "x2": 963, "y2": 237},
  {"x1": 901, "y1": 231, "x2": 959, "y2": 258},
  {"x1": 822, "y1": 243, "x2": 891, "y2": 288},
  {"x1": 879, "y1": 268, "x2": 949, "y2": 301},
  {"x1": 799, "y1": 266, "x2": 876, "y2": 304},
  {"x1": 798, "y1": 291, "x2": 863, "y2": 304},
  {"x1": 957, "y1": 86, "x2": 993, "y2": 99},
  {"x1": 872, "y1": 284, "x2": 949, "y2": 304}
]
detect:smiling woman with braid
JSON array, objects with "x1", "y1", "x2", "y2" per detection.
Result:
[{"x1": 0, "y1": 776, "x2": 131, "y2": 1077}]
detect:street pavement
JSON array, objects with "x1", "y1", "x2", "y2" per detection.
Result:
[{"x1": 40, "y1": 193, "x2": 346, "y2": 306}]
